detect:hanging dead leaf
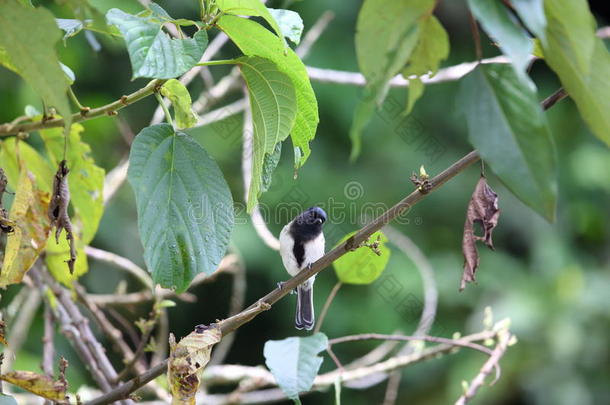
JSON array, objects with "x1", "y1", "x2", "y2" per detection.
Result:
[
  {"x1": 168, "y1": 324, "x2": 222, "y2": 405},
  {"x1": 461, "y1": 175, "x2": 500, "y2": 291},
  {"x1": 0, "y1": 371, "x2": 67, "y2": 402},
  {"x1": 0, "y1": 170, "x2": 51, "y2": 288},
  {"x1": 48, "y1": 160, "x2": 76, "y2": 274}
]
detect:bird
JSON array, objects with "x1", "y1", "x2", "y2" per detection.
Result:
[{"x1": 279, "y1": 206, "x2": 327, "y2": 330}]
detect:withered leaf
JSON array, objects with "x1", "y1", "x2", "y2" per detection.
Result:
[
  {"x1": 48, "y1": 160, "x2": 76, "y2": 274},
  {"x1": 0, "y1": 170, "x2": 51, "y2": 288},
  {"x1": 0, "y1": 371, "x2": 67, "y2": 402},
  {"x1": 461, "y1": 175, "x2": 500, "y2": 291},
  {"x1": 0, "y1": 167, "x2": 14, "y2": 234},
  {"x1": 168, "y1": 324, "x2": 221, "y2": 405}
]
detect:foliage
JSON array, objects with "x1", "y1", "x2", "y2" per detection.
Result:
[{"x1": 0, "y1": 0, "x2": 609, "y2": 404}]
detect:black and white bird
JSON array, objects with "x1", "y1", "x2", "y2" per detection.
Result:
[{"x1": 279, "y1": 206, "x2": 327, "y2": 330}]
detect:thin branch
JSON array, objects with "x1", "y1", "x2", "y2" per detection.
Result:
[
  {"x1": 381, "y1": 371, "x2": 401, "y2": 405},
  {"x1": 541, "y1": 87, "x2": 568, "y2": 110},
  {"x1": 306, "y1": 56, "x2": 512, "y2": 87},
  {"x1": 83, "y1": 149, "x2": 481, "y2": 405},
  {"x1": 454, "y1": 332, "x2": 512, "y2": 405},
  {"x1": 114, "y1": 318, "x2": 155, "y2": 382},
  {"x1": 3, "y1": 287, "x2": 41, "y2": 371},
  {"x1": 313, "y1": 281, "x2": 343, "y2": 334},
  {"x1": 85, "y1": 246, "x2": 152, "y2": 289},
  {"x1": 295, "y1": 11, "x2": 335, "y2": 59},
  {"x1": 41, "y1": 306, "x2": 55, "y2": 377},
  {"x1": 0, "y1": 79, "x2": 165, "y2": 136}
]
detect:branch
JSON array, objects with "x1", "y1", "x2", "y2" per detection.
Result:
[
  {"x1": 454, "y1": 331, "x2": 513, "y2": 405},
  {"x1": 83, "y1": 149, "x2": 481, "y2": 405},
  {"x1": 85, "y1": 246, "x2": 152, "y2": 289},
  {"x1": 0, "y1": 79, "x2": 165, "y2": 136}
]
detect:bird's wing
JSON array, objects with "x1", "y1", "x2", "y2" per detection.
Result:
[{"x1": 279, "y1": 223, "x2": 300, "y2": 276}]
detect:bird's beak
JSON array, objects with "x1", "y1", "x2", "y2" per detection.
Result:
[{"x1": 315, "y1": 218, "x2": 323, "y2": 224}]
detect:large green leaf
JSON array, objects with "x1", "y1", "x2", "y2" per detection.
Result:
[
  {"x1": 511, "y1": 0, "x2": 546, "y2": 41},
  {"x1": 333, "y1": 231, "x2": 391, "y2": 284},
  {"x1": 540, "y1": 0, "x2": 610, "y2": 147},
  {"x1": 268, "y1": 8, "x2": 303, "y2": 45},
  {"x1": 263, "y1": 333, "x2": 328, "y2": 401},
  {"x1": 127, "y1": 124, "x2": 234, "y2": 292},
  {"x1": 217, "y1": 15, "x2": 318, "y2": 170},
  {"x1": 106, "y1": 8, "x2": 208, "y2": 79},
  {"x1": 467, "y1": 0, "x2": 532, "y2": 73},
  {"x1": 160, "y1": 79, "x2": 198, "y2": 129},
  {"x1": 401, "y1": 15, "x2": 449, "y2": 114},
  {"x1": 237, "y1": 56, "x2": 296, "y2": 211},
  {"x1": 216, "y1": 0, "x2": 285, "y2": 47},
  {"x1": 458, "y1": 64, "x2": 557, "y2": 221},
  {"x1": 350, "y1": 0, "x2": 435, "y2": 159},
  {"x1": 0, "y1": 1, "x2": 71, "y2": 131},
  {"x1": 40, "y1": 123, "x2": 105, "y2": 244}
]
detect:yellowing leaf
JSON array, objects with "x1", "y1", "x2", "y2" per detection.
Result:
[
  {"x1": 0, "y1": 170, "x2": 51, "y2": 288},
  {"x1": 0, "y1": 371, "x2": 67, "y2": 402},
  {"x1": 45, "y1": 229, "x2": 87, "y2": 286},
  {"x1": 0, "y1": 319, "x2": 7, "y2": 345},
  {"x1": 168, "y1": 325, "x2": 221, "y2": 405}
]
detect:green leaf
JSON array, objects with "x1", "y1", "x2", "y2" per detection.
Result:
[
  {"x1": 0, "y1": 47, "x2": 18, "y2": 74},
  {"x1": 268, "y1": 8, "x2": 303, "y2": 45},
  {"x1": 511, "y1": 0, "x2": 546, "y2": 41},
  {"x1": 467, "y1": 0, "x2": 532, "y2": 73},
  {"x1": 127, "y1": 124, "x2": 234, "y2": 292},
  {"x1": 216, "y1": 0, "x2": 286, "y2": 47},
  {"x1": 350, "y1": 0, "x2": 434, "y2": 160},
  {"x1": 217, "y1": 15, "x2": 318, "y2": 170},
  {"x1": 106, "y1": 8, "x2": 208, "y2": 79},
  {"x1": 46, "y1": 229, "x2": 88, "y2": 285},
  {"x1": 40, "y1": 123, "x2": 105, "y2": 244},
  {"x1": 540, "y1": 0, "x2": 610, "y2": 147},
  {"x1": 457, "y1": 64, "x2": 557, "y2": 221},
  {"x1": 237, "y1": 56, "x2": 297, "y2": 211},
  {"x1": 401, "y1": 15, "x2": 449, "y2": 113},
  {"x1": 0, "y1": 0, "x2": 71, "y2": 131},
  {"x1": 333, "y1": 231, "x2": 391, "y2": 284},
  {"x1": 160, "y1": 79, "x2": 198, "y2": 129},
  {"x1": 261, "y1": 142, "x2": 281, "y2": 193},
  {"x1": 263, "y1": 333, "x2": 328, "y2": 401}
]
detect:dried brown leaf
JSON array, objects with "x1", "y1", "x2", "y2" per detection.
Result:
[
  {"x1": 168, "y1": 324, "x2": 222, "y2": 405},
  {"x1": 48, "y1": 160, "x2": 76, "y2": 274},
  {"x1": 0, "y1": 319, "x2": 7, "y2": 346},
  {"x1": 0, "y1": 371, "x2": 67, "y2": 402},
  {"x1": 461, "y1": 175, "x2": 500, "y2": 291}
]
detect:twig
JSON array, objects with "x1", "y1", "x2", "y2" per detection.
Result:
[
  {"x1": 541, "y1": 87, "x2": 568, "y2": 110},
  {"x1": 468, "y1": 12, "x2": 482, "y2": 61},
  {"x1": 0, "y1": 79, "x2": 165, "y2": 136},
  {"x1": 295, "y1": 11, "x2": 335, "y2": 59},
  {"x1": 83, "y1": 149, "x2": 481, "y2": 405},
  {"x1": 3, "y1": 287, "x2": 41, "y2": 371},
  {"x1": 114, "y1": 316, "x2": 155, "y2": 382},
  {"x1": 306, "y1": 56, "x2": 512, "y2": 87},
  {"x1": 313, "y1": 281, "x2": 343, "y2": 334},
  {"x1": 41, "y1": 306, "x2": 55, "y2": 377},
  {"x1": 381, "y1": 371, "x2": 401, "y2": 405},
  {"x1": 85, "y1": 246, "x2": 152, "y2": 289},
  {"x1": 454, "y1": 332, "x2": 512, "y2": 405}
]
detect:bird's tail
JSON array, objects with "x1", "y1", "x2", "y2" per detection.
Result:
[{"x1": 295, "y1": 282, "x2": 314, "y2": 330}]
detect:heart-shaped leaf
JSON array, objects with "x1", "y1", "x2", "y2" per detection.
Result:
[{"x1": 127, "y1": 124, "x2": 234, "y2": 292}]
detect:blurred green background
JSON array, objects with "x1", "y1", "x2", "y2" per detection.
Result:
[{"x1": 1, "y1": 0, "x2": 609, "y2": 404}]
